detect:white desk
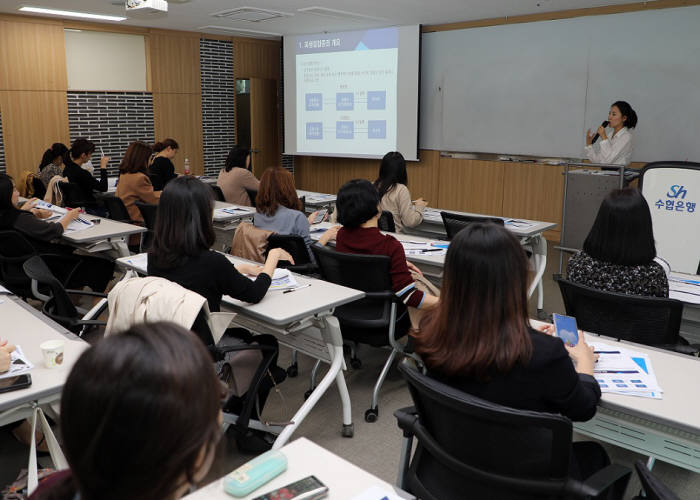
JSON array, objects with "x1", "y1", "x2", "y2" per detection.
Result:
[
  {"x1": 115, "y1": 253, "x2": 365, "y2": 448},
  {"x1": 0, "y1": 295, "x2": 88, "y2": 427},
  {"x1": 60, "y1": 216, "x2": 145, "y2": 258},
  {"x1": 530, "y1": 320, "x2": 700, "y2": 473},
  {"x1": 213, "y1": 200, "x2": 256, "y2": 228},
  {"x1": 297, "y1": 190, "x2": 337, "y2": 211},
  {"x1": 185, "y1": 437, "x2": 412, "y2": 499}
]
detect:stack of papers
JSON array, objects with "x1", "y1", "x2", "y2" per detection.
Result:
[
  {"x1": 305, "y1": 193, "x2": 336, "y2": 204},
  {"x1": 0, "y1": 345, "x2": 33, "y2": 380},
  {"x1": 669, "y1": 274, "x2": 700, "y2": 305},
  {"x1": 421, "y1": 208, "x2": 443, "y2": 223},
  {"x1": 213, "y1": 206, "x2": 252, "y2": 221},
  {"x1": 400, "y1": 240, "x2": 448, "y2": 256},
  {"x1": 590, "y1": 342, "x2": 663, "y2": 399},
  {"x1": 505, "y1": 219, "x2": 536, "y2": 229},
  {"x1": 247, "y1": 268, "x2": 300, "y2": 291},
  {"x1": 34, "y1": 200, "x2": 94, "y2": 233}
]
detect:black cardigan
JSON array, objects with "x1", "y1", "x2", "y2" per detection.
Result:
[
  {"x1": 430, "y1": 328, "x2": 601, "y2": 422},
  {"x1": 148, "y1": 157, "x2": 177, "y2": 191},
  {"x1": 62, "y1": 160, "x2": 107, "y2": 203}
]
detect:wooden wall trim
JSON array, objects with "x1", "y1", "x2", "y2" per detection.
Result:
[{"x1": 423, "y1": 0, "x2": 700, "y2": 32}]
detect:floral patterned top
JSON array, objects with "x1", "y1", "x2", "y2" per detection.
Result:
[{"x1": 566, "y1": 251, "x2": 669, "y2": 298}]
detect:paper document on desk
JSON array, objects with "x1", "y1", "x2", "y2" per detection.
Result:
[
  {"x1": 505, "y1": 219, "x2": 536, "y2": 229},
  {"x1": 421, "y1": 208, "x2": 443, "y2": 222},
  {"x1": 35, "y1": 200, "x2": 94, "y2": 233},
  {"x1": 669, "y1": 275, "x2": 700, "y2": 304},
  {"x1": 0, "y1": 345, "x2": 34, "y2": 380},
  {"x1": 64, "y1": 216, "x2": 94, "y2": 233},
  {"x1": 213, "y1": 206, "x2": 252, "y2": 221},
  {"x1": 590, "y1": 342, "x2": 663, "y2": 399},
  {"x1": 248, "y1": 268, "x2": 299, "y2": 291},
  {"x1": 121, "y1": 253, "x2": 148, "y2": 273}
]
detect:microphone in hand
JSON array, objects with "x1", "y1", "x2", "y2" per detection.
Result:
[{"x1": 591, "y1": 121, "x2": 609, "y2": 144}]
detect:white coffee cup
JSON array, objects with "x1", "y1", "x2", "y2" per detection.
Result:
[{"x1": 39, "y1": 340, "x2": 65, "y2": 368}]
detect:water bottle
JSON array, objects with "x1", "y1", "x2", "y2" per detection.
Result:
[{"x1": 184, "y1": 157, "x2": 191, "y2": 176}]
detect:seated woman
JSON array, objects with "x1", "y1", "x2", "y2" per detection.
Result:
[
  {"x1": 414, "y1": 223, "x2": 604, "y2": 481},
  {"x1": 148, "y1": 176, "x2": 292, "y2": 315},
  {"x1": 334, "y1": 179, "x2": 438, "y2": 328},
  {"x1": 0, "y1": 173, "x2": 114, "y2": 292},
  {"x1": 29, "y1": 322, "x2": 222, "y2": 500},
  {"x1": 62, "y1": 138, "x2": 110, "y2": 213},
  {"x1": 567, "y1": 188, "x2": 668, "y2": 297},
  {"x1": 116, "y1": 141, "x2": 161, "y2": 222},
  {"x1": 37, "y1": 143, "x2": 68, "y2": 188},
  {"x1": 148, "y1": 138, "x2": 179, "y2": 191},
  {"x1": 217, "y1": 146, "x2": 259, "y2": 206},
  {"x1": 374, "y1": 151, "x2": 427, "y2": 233},
  {"x1": 254, "y1": 167, "x2": 322, "y2": 261}
]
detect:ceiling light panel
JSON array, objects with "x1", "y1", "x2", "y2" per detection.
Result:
[
  {"x1": 19, "y1": 6, "x2": 126, "y2": 21},
  {"x1": 297, "y1": 6, "x2": 387, "y2": 22}
]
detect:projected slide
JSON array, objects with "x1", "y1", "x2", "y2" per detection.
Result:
[{"x1": 296, "y1": 28, "x2": 398, "y2": 156}]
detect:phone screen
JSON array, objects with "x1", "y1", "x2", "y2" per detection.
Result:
[
  {"x1": 253, "y1": 475, "x2": 327, "y2": 500},
  {"x1": 312, "y1": 210, "x2": 327, "y2": 224},
  {"x1": 0, "y1": 374, "x2": 32, "y2": 394},
  {"x1": 552, "y1": 314, "x2": 579, "y2": 346}
]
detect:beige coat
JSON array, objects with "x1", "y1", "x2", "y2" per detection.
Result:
[
  {"x1": 217, "y1": 167, "x2": 260, "y2": 206},
  {"x1": 380, "y1": 184, "x2": 424, "y2": 233},
  {"x1": 115, "y1": 172, "x2": 161, "y2": 222},
  {"x1": 230, "y1": 222, "x2": 273, "y2": 263}
]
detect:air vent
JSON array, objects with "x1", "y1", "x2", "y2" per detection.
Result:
[
  {"x1": 210, "y1": 7, "x2": 292, "y2": 22},
  {"x1": 297, "y1": 6, "x2": 386, "y2": 22},
  {"x1": 198, "y1": 26, "x2": 282, "y2": 39}
]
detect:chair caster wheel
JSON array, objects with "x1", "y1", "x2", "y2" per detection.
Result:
[
  {"x1": 350, "y1": 358, "x2": 362, "y2": 369},
  {"x1": 364, "y1": 408, "x2": 378, "y2": 422},
  {"x1": 304, "y1": 389, "x2": 313, "y2": 400},
  {"x1": 341, "y1": 423, "x2": 354, "y2": 438},
  {"x1": 286, "y1": 364, "x2": 299, "y2": 377}
]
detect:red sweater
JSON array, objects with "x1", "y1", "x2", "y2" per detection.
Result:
[{"x1": 336, "y1": 226, "x2": 424, "y2": 308}]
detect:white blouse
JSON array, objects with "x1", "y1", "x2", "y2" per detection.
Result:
[{"x1": 584, "y1": 126, "x2": 633, "y2": 166}]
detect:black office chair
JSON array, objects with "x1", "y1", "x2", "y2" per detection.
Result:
[
  {"x1": 32, "y1": 177, "x2": 46, "y2": 200},
  {"x1": 245, "y1": 188, "x2": 257, "y2": 208},
  {"x1": 266, "y1": 234, "x2": 318, "y2": 275},
  {"x1": 210, "y1": 185, "x2": 226, "y2": 202},
  {"x1": 556, "y1": 277, "x2": 698, "y2": 354},
  {"x1": 23, "y1": 256, "x2": 107, "y2": 335},
  {"x1": 104, "y1": 196, "x2": 134, "y2": 223},
  {"x1": 312, "y1": 244, "x2": 412, "y2": 422},
  {"x1": 135, "y1": 202, "x2": 158, "y2": 251},
  {"x1": 394, "y1": 362, "x2": 632, "y2": 500},
  {"x1": 632, "y1": 460, "x2": 680, "y2": 500},
  {"x1": 440, "y1": 211, "x2": 504, "y2": 240},
  {"x1": 58, "y1": 181, "x2": 91, "y2": 208},
  {"x1": 378, "y1": 211, "x2": 396, "y2": 232},
  {"x1": 0, "y1": 230, "x2": 80, "y2": 301}
]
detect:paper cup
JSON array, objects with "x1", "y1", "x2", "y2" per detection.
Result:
[{"x1": 40, "y1": 340, "x2": 65, "y2": 368}]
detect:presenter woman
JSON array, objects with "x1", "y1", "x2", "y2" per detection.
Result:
[{"x1": 585, "y1": 101, "x2": 637, "y2": 166}]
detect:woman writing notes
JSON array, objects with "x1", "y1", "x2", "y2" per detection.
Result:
[{"x1": 585, "y1": 101, "x2": 638, "y2": 166}]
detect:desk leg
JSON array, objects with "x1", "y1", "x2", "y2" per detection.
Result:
[
  {"x1": 527, "y1": 235, "x2": 548, "y2": 319},
  {"x1": 272, "y1": 316, "x2": 352, "y2": 448}
]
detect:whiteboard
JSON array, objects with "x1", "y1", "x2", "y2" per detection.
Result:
[
  {"x1": 420, "y1": 5, "x2": 700, "y2": 162},
  {"x1": 640, "y1": 165, "x2": 700, "y2": 274}
]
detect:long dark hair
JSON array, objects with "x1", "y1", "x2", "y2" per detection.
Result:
[
  {"x1": 612, "y1": 100, "x2": 638, "y2": 129},
  {"x1": 39, "y1": 143, "x2": 68, "y2": 171},
  {"x1": 224, "y1": 146, "x2": 251, "y2": 173},
  {"x1": 583, "y1": 188, "x2": 656, "y2": 266},
  {"x1": 59, "y1": 322, "x2": 221, "y2": 500},
  {"x1": 67, "y1": 138, "x2": 95, "y2": 161},
  {"x1": 0, "y1": 174, "x2": 17, "y2": 211},
  {"x1": 374, "y1": 151, "x2": 408, "y2": 199},
  {"x1": 256, "y1": 167, "x2": 302, "y2": 216},
  {"x1": 149, "y1": 176, "x2": 215, "y2": 269},
  {"x1": 415, "y1": 223, "x2": 532, "y2": 380},
  {"x1": 119, "y1": 141, "x2": 153, "y2": 174}
]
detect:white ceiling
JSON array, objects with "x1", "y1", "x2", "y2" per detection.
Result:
[{"x1": 1, "y1": 1, "x2": 645, "y2": 38}]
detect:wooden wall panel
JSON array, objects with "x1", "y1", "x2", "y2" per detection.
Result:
[
  {"x1": 502, "y1": 163, "x2": 564, "y2": 241},
  {"x1": 149, "y1": 32, "x2": 201, "y2": 94},
  {"x1": 0, "y1": 91, "x2": 70, "y2": 179},
  {"x1": 234, "y1": 40, "x2": 281, "y2": 79},
  {"x1": 0, "y1": 20, "x2": 67, "y2": 91},
  {"x1": 294, "y1": 149, "x2": 440, "y2": 202},
  {"x1": 436, "y1": 159, "x2": 505, "y2": 216},
  {"x1": 153, "y1": 93, "x2": 204, "y2": 175}
]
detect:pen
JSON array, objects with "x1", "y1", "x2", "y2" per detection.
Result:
[
  {"x1": 283, "y1": 284, "x2": 311, "y2": 294},
  {"x1": 420, "y1": 248, "x2": 442, "y2": 253}
]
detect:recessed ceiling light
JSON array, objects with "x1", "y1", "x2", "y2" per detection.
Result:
[{"x1": 19, "y1": 6, "x2": 127, "y2": 22}]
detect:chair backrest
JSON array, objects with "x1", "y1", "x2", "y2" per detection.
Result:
[
  {"x1": 556, "y1": 278, "x2": 683, "y2": 346},
  {"x1": 378, "y1": 210, "x2": 396, "y2": 232},
  {"x1": 440, "y1": 211, "x2": 504, "y2": 240},
  {"x1": 23, "y1": 255, "x2": 78, "y2": 319},
  {"x1": 58, "y1": 181, "x2": 89, "y2": 207},
  {"x1": 135, "y1": 202, "x2": 158, "y2": 230},
  {"x1": 0, "y1": 230, "x2": 38, "y2": 295},
  {"x1": 633, "y1": 460, "x2": 680, "y2": 500},
  {"x1": 245, "y1": 188, "x2": 257, "y2": 207},
  {"x1": 32, "y1": 177, "x2": 47, "y2": 200},
  {"x1": 299, "y1": 195, "x2": 306, "y2": 213},
  {"x1": 266, "y1": 234, "x2": 312, "y2": 266},
  {"x1": 210, "y1": 185, "x2": 226, "y2": 202},
  {"x1": 398, "y1": 363, "x2": 578, "y2": 500},
  {"x1": 104, "y1": 196, "x2": 132, "y2": 222}
]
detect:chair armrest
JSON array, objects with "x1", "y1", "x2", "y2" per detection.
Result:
[
  {"x1": 573, "y1": 463, "x2": 632, "y2": 498},
  {"x1": 65, "y1": 290, "x2": 108, "y2": 298},
  {"x1": 393, "y1": 406, "x2": 419, "y2": 436},
  {"x1": 660, "y1": 343, "x2": 699, "y2": 356}
]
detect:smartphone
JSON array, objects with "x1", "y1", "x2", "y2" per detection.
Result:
[
  {"x1": 552, "y1": 314, "x2": 579, "y2": 346},
  {"x1": 0, "y1": 374, "x2": 32, "y2": 394},
  {"x1": 312, "y1": 209, "x2": 327, "y2": 224},
  {"x1": 253, "y1": 475, "x2": 328, "y2": 500}
]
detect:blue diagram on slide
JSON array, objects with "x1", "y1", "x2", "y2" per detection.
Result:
[{"x1": 296, "y1": 27, "x2": 398, "y2": 155}]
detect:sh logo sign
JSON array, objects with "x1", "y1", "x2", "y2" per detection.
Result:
[{"x1": 667, "y1": 185, "x2": 688, "y2": 199}]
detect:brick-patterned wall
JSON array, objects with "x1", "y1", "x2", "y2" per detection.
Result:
[
  {"x1": 201, "y1": 39, "x2": 235, "y2": 177},
  {"x1": 0, "y1": 111, "x2": 5, "y2": 174},
  {"x1": 280, "y1": 51, "x2": 294, "y2": 174},
  {"x1": 67, "y1": 91, "x2": 155, "y2": 177}
]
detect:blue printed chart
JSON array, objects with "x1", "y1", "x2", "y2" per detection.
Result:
[{"x1": 296, "y1": 28, "x2": 398, "y2": 156}]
